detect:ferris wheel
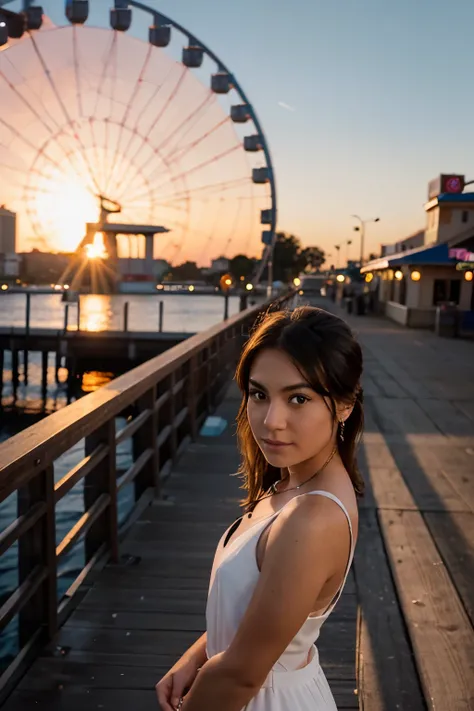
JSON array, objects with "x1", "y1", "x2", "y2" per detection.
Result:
[{"x1": 0, "y1": 0, "x2": 277, "y2": 284}]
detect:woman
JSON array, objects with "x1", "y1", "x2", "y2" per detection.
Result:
[{"x1": 156, "y1": 305, "x2": 363, "y2": 711}]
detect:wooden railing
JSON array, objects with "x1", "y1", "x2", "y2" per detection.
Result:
[{"x1": 0, "y1": 294, "x2": 294, "y2": 703}]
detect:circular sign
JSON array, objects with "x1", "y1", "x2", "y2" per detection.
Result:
[{"x1": 445, "y1": 176, "x2": 463, "y2": 193}]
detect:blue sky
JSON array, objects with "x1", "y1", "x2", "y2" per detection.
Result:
[
  {"x1": 5, "y1": 0, "x2": 474, "y2": 260},
  {"x1": 150, "y1": 0, "x2": 474, "y2": 258}
]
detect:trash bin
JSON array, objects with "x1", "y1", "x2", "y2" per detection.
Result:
[{"x1": 435, "y1": 302, "x2": 459, "y2": 338}]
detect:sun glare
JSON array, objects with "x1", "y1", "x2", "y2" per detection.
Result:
[
  {"x1": 33, "y1": 167, "x2": 100, "y2": 252},
  {"x1": 85, "y1": 233, "x2": 108, "y2": 260}
]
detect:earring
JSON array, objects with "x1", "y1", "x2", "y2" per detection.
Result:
[{"x1": 339, "y1": 420, "x2": 345, "y2": 441}]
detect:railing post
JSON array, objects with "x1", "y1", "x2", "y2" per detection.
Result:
[
  {"x1": 223, "y1": 292, "x2": 229, "y2": 321},
  {"x1": 123, "y1": 302, "x2": 129, "y2": 332},
  {"x1": 158, "y1": 300, "x2": 164, "y2": 332},
  {"x1": 76, "y1": 296, "x2": 81, "y2": 332},
  {"x1": 84, "y1": 420, "x2": 118, "y2": 563},
  {"x1": 169, "y1": 371, "x2": 177, "y2": 460},
  {"x1": 188, "y1": 355, "x2": 198, "y2": 441},
  {"x1": 18, "y1": 464, "x2": 57, "y2": 647},
  {"x1": 206, "y1": 344, "x2": 213, "y2": 412},
  {"x1": 133, "y1": 386, "x2": 159, "y2": 500},
  {"x1": 24, "y1": 293, "x2": 31, "y2": 385},
  {"x1": 63, "y1": 305, "x2": 69, "y2": 333},
  {"x1": 25, "y1": 293, "x2": 31, "y2": 334}
]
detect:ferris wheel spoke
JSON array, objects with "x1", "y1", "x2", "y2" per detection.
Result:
[
  {"x1": 28, "y1": 33, "x2": 104, "y2": 196},
  {"x1": 122, "y1": 175, "x2": 249, "y2": 208},
  {"x1": 152, "y1": 92, "x2": 215, "y2": 158},
  {"x1": 1, "y1": 52, "x2": 64, "y2": 135},
  {"x1": 101, "y1": 37, "x2": 120, "y2": 196},
  {"x1": 107, "y1": 64, "x2": 175, "y2": 192},
  {"x1": 0, "y1": 115, "x2": 64, "y2": 174},
  {"x1": 198, "y1": 198, "x2": 226, "y2": 260},
  {"x1": 113, "y1": 140, "x2": 181, "y2": 205},
  {"x1": 111, "y1": 66, "x2": 188, "y2": 192},
  {"x1": 85, "y1": 118, "x2": 107, "y2": 192},
  {"x1": 103, "y1": 44, "x2": 153, "y2": 197},
  {"x1": 150, "y1": 143, "x2": 242, "y2": 196},
  {"x1": 164, "y1": 116, "x2": 230, "y2": 164},
  {"x1": 140, "y1": 64, "x2": 187, "y2": 138},
  {"x1": 117, "y1": 94, "x2": 218, "y2": 196},
  {"x1": 125, "y1": 142, "x2": 242, "y2": 202},
  {"x1": 222, "y1": 198, "x2": 244, "y2": 257},
  {"x1": 72, "y1": 25, "x2": 85, "y2": 119},
  {"x1": 0, "y1": 68, "x2": 56, "y2": 137},
  {"x1": 89, "y1": 30, "x2": 117, "y2": 120}
]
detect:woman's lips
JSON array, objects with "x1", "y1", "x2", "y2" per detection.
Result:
[{"x1": 262, "y1": 438, "x2": 292, "y2": 448}]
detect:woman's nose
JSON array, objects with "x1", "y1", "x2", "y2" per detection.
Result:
[{"x1": 263, "y1": 401, "x2": 286, "y2": 431}]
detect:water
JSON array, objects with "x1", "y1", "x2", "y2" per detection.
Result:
[
  {"x1": 0, "y1": 292, "x2": 242, "y2": 666},
  {"x1": 0, "y1": 291, "x2": 240, "y2": 333}
]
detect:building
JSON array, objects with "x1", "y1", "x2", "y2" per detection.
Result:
[
  {"x1": 0, "y1": 206, "x2": 19, "y2": 278},
  {"x1": 361, "y1": 174, "x2": 474, "y2": 328},
  {"x1": 209, "y1": 257, "x2": 229, "y2": 273},
  {"x1": 0, "y1": 206, "x2": 16, "y2": 254},
  {"x1": 381, "y1": 229, "x2": 425, "y2": 256},
  {"x1": 19, "y1": 250, "x2": 72, "y2": 284},
  {"x1": 118, "y1": 258, "x2": 170, "y2": 280}
]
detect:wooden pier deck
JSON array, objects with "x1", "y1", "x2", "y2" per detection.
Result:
[{"x1": 2, "y1": 299, "x2": 474, "y2": 710}]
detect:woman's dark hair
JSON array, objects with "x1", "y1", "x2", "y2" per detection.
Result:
[{"x1": 235, "y1": 305, "x2": 364, "y2": 511}]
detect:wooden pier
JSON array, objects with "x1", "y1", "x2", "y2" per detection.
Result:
[
  {"x1": 0, "y1": 327, "x2": 190, "y2": 390},
  {"x1": 0, "y1": 295, "x2": 473, "y2": 710}
]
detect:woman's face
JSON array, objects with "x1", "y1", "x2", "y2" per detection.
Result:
[{"x1": 247, "y1": 348, "x2": 337, "y2": 469}]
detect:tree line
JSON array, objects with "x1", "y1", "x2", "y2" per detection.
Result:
[{"x1": 164, "y1": 233, "x2": 325, "y2": 284}]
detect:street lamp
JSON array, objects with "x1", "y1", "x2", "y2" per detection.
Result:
[
  {"x1": 346, "y1": 239, "x2": 352, "y2": 264},
  {"x1": 351, "y1": 215, "x2": 380, "y2": 265}
]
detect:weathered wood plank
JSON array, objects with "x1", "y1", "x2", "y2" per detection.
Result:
[
  {"x1": 424, "y1": 511, "x2": 474, "y2": 626},
  {"x1": 67, "y1": 609, "x2": 206, "y2": 631},
  {"x1": 354, "y1": 509, "x2": 425, "y2": 710},
  {"x1": 3, "y1": 686, "x2": 360, "y2": 710},
  {"x1": 379, "y1": 509, "x2": 474, "y2": 710}
]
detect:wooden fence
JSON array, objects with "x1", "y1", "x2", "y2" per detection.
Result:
[{"x1": 0, "y1": 294, "x2": 294, "y2": 703}]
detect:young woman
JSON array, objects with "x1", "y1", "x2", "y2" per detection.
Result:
[{"x1": 156, "y1": 305, "x2": 364, "y2": 711}]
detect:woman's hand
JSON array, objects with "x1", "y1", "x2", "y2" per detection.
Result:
[{"x1": 155, "y1": 657, "x2": 200, "y2": 711}]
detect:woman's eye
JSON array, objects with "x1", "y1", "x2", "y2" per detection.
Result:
[
  {"x1": 290, "y1": 394, "x2": 309, "y2": 405},
  {"x1": 249, "y1": 389, "x2": 265, "y2": 401}
]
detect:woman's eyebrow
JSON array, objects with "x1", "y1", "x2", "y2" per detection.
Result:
[{"x1": 249, "y1": 378, "x2": 313, "y2": 392}]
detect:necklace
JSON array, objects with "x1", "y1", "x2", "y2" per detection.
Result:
[{"x1": 246, "y1": 445, "x2": 338, "y2": 518}]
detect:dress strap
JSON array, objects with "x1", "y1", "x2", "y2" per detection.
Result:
[{"x1": 298, "y1": 490, "x2": 353, "y2": 546}]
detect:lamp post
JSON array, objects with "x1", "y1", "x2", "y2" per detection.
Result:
[
  {"x1": 351, "y1": 215, "x2": 380, "y2": 265},
  {"x1": 334, "y1": 244, "x2": 341, "y2": 268},
  {"x1": 346, "y1": 239, "x2": 352, "y2": 265}
]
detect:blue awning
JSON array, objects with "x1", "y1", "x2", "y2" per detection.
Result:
[{"x1": 361, "y1": 243, "x2": 455, "y2": 273}]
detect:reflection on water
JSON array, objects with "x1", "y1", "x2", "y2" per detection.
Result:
[
  {"x1": 0, "y1": 292, "x2": 242, "y2": 333},
  {"x1": 79, "y1": 294, "x2": 114, "y2": 332},
  {"x1": 82, "y1": 371, "x2": 114, "y2": 393}
]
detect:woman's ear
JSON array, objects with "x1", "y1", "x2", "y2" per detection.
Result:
[{"x1": 336, "y1": 401, "x2": 354, "y2": 424}]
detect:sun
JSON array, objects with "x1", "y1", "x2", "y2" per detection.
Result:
[
  {"x1": 32, "y1": 166, "x2": 100, "y2": 252},
  {"x1": 85, "y1": 233, "x2": 108, "y2": 260}
]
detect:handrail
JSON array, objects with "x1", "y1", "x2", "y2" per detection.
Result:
[
  {"x1": 0, "y1": 302, "x2": 260, "y2": 502},
  {"x1": 0, "y1": 292, "x2": 295, "y2": 703}
]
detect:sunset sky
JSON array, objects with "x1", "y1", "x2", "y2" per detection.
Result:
[{"x1": 2, "y1": 0, "x2": 474, "y2": 263}]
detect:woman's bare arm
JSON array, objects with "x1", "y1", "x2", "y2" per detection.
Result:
[{"x1": 181, "y1": 632, "x2": 208, "y2": 670}]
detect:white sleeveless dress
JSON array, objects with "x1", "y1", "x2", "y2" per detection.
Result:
[{"x1": 205, "y1": 491, "x2": 355, "y2": 710}]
